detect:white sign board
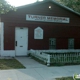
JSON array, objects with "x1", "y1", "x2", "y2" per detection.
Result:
[
  {"x1": 34, "y1": 27, "x2": 43, "y2": 39},
  {"x1": 26, "y1": 14, "x2": 70, "y2": 23}
]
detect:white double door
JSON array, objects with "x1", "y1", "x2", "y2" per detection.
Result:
[{"x1": 15, "y1": 27, "x2": 28, "y2": 56}]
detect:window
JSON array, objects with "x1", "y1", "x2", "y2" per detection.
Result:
[
  {"x1": 49, "y1": 38, "x2": 56, "y2": 49},
  {"x1": 68, "y1": 38, "x2": 74, "y2": 49}
]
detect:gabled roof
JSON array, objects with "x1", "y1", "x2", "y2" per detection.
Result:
[{"x1": 17, "y1": 0, "x2": 80, "y2": 16}]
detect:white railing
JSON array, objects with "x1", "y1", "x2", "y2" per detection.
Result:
[
  {"x1": 30, "y1": 50, "x2": 48, "y2": 63},
  {"x1": 29, "y1": 49, "x2": 80, "y2": 66}
]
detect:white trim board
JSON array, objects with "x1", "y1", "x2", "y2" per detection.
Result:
[
  {"x1": 0, "y1": 22, "x2": 4, "y2": 56},
  {"x1": 1, "y1": 50, "x2": 15, "y2": 57}
]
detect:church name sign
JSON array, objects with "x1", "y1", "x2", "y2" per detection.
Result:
[{"x1": 26, "y1": 14, "x2": 70, "y2": 23}]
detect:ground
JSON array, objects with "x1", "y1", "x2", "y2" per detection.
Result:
[
  {"x1": 0, "y1": 58, "x2": 25, "y2": 69},
  {"x1": 0, "y1": 57, "x2": 80, "y2": 80}
]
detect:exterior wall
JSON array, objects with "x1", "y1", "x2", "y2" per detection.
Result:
[
  {"x1": 1, "y1": 2, "x2": 80, "y2": 26},
  {"x1": 1, "y1": 1, "x2": 80, "y2": 51},
  {"x1": 0, "y1": 22, "x2": 15, "y2": 56},
  {"x1": 3, "y1": 23, "x2": 80, "y2": 50},
  {"x1": 4, "y1": 25, "x2": 15, "y2": 50}
]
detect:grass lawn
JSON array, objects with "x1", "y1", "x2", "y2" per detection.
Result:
[
  {"x1": 0, "y1": 59, "x2": 26, "y2": 70},
  {"x1": 55, "y1": 77, "x2": 73, "y2": 80}
]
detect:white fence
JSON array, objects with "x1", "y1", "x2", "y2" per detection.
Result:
[{"x1": 29, "y1": 49, "x2": 80, "y2": 66}]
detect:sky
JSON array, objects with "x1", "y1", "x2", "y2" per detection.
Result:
[{"x1": 6, "y1": 0, "x2": 43, "y2": 7}]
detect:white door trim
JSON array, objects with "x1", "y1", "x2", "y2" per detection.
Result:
[{"x1": 15, "y1": 27, "x2": 28, "y2": 56}]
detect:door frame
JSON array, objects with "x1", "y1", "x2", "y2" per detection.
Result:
[{"x1": 15, "y1": 27, "x2": 28, "y2": 56}]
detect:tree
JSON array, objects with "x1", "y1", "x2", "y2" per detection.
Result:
[
  {"x1": 56, "y1": 0, "x2": 80, "y2": 13},
  {"x1": 0, "y1": 0, "x2": 16, "y2": 14}
]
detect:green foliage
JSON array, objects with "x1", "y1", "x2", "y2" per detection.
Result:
[
  {"x1": 0, "y1": 0, "x2": 16, "y2": 14},
  {"x1": 56, "y1": 77, "x2": 73, "y2": 80},
  {"x1": 57, "y1": 0, "x2": 80, "y2": 13}
]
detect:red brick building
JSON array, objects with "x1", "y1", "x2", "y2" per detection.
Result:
[{"x1": 0, "y1": 0, "x2": 80, "y2": 56}]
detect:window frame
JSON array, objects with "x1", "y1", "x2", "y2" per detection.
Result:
[
  {"x1": 49, "y1": 38, "x2": 56, "y2": 49},
  {"x1": 68, "y1": 38, "x2": 74, "y2": 49}
]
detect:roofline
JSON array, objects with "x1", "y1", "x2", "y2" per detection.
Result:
[
  {"x1": 51, "y1": 0, "x2": 80, "y2": 16},
  {"x1": 17, "y1": 0, "x2": 80, "y2": 16}
]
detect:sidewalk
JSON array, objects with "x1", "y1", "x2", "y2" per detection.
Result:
[
  {"x1": 0, "y1": 57, "x2": 80, "y2": 80},
  {"x1": 16, "y1": 57, "x2": 47, "y2": 68}
]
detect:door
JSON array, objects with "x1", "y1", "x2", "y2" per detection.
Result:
[{"x1": 15, "y1": 27, "x2": 28, "y2": 56}]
